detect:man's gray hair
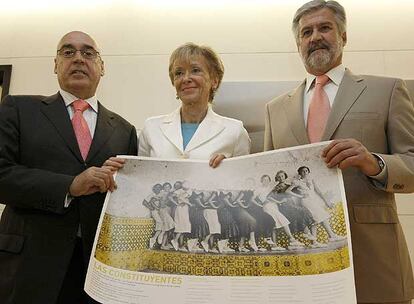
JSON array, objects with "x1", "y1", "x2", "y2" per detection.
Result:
[{"x1": 292, "y1": 0, "x2": 346, "y2": 43}]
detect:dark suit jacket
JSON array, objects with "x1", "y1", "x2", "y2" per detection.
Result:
[
  {"x1": 264, "y1": 69, "x2": 414, "y2": 303},
  {"x1": 0, "y1": 93, "x2": 137, "y2": 304}
]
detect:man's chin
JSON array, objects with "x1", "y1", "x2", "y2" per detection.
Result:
[
  {"x1": 68, "y1": 79, "x2": 90, "y2": 88},
  {"x1": 305, "y1": 53, "x2": 332, "y2": 72},
  {"x1": 63, "y1": 82, "x2": 94, "y2": 98}
]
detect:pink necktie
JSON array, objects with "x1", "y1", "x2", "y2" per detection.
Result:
[
  {"x1": 307, "y1": 75, "x2": 331, "y2": 143},
  {"x1": 71, "y1": 99, "x2": 92, "y2": 160}
]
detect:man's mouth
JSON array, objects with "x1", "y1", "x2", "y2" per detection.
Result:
[
  {"x1": 71, "y1": 70, "x2": 87, "y2": 75},
  {"x1": 308, "y1": 45, "x2": 329, "y2": 56}
]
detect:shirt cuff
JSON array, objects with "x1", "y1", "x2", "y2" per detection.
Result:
[{"x1": 64, "y1": 193, "x2": 74, "y2": 208}]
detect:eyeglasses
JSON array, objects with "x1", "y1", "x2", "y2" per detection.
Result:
[{"x1": 57, "y1": 47, "x2": 100, "y2": 60}]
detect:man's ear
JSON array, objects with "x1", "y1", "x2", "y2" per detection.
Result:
[
  {"x1": 100, "y1": 60, "x2": 105, "y2": 76},
  {"x1": 54, "y1": 57, "x2": 58, "y2": 74},
  {"x1": 295, "y1": 35, "x2": 300, "y2": 52},
  {"x1": 342, "y1": 31, "x2": 347, "y2": 46}
]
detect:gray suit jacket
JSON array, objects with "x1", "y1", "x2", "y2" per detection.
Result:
[
  {"x1": 264, "y1": 69, "x2": 414, "y2": 302},
  {"x1": 0, "y1": 93, "x2": 137, "y2": 304}
]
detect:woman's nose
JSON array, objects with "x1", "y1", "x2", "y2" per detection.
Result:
[{"x1": 182, "y1": 71, "x2": 192, "y2": 82}]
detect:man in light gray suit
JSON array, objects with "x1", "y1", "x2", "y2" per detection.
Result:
[{"x1": 264, "y1": 1, "x2": 414, "y2": 303}]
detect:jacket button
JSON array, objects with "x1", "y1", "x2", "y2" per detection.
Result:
[{"x1": 393, "y1": 184, "x2": 404, "y2": 190}]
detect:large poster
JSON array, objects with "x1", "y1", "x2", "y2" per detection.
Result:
[{"x1": 85, "y1": 142, "x2": 357, "y2": 304}]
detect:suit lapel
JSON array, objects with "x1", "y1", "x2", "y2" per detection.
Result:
[
  {"x1": 283, "y1": 81, "x2": 309, "y2": 145},
  {"x1": 40, "y1": 93, "x2": 83, "y2": 162},
  {"x1": 185, "y1": 107, "x2": 225, "y2": 152},
  {"x1": 323, "y1": 69, "x2": 366, "y2": 140},
  {"x1": 86, "y1": 102, "x2": 115, "y2": 161},
  {"x1": 160, "y1": 108, "x2": 184, "y2": 153}
]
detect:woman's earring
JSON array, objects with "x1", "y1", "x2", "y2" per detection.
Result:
[{"x1": 176, "y1": 95, "x2": 180, "y2": 100}]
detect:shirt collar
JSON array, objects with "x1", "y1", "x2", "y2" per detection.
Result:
[
  {"x1": 305, "y1": 64, "x2": 346, "y2": 93},
  {"x1": 59, "y1": 89, "x2": 98, "y2": 113}
]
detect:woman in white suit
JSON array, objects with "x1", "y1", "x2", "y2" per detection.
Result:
[
  {"x1": 106, "y1": 42, "x2": 250, "y2": 251},
  {"x1": 138, "y1": 43, "x2": 250, "y2": 162}
]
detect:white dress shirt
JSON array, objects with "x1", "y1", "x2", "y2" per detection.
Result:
[
  {"x1": 60, "y1": 89, "x2": 99, "y2": 211},
  {"x1": 303, "y1": 64, "x2": 345, "y2": 126},
  {"x1": 60, "y1": 89, "x2": 98, "y2": 137}
]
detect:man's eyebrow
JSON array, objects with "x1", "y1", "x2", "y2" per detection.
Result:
[
  {"x1": 319, "y1": 21, "x2": 334, "y2": 26},
  {"x1": 57, "y1": 43, "x2": 71, "y2": 50}
]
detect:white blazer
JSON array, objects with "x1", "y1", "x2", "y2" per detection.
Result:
[{"x1": 138, "y1": 106, "x2": 251, "y2": 159}]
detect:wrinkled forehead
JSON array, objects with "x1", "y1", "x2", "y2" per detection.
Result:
[{"x1": 57, "y1": 31, "x2": 99, "y2": 51}]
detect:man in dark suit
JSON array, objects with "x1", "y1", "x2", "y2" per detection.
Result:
[
  {"x1": 0, "y1": 31, "x2": 137, "y2": 304},
  {"x1": 264, "y1": 1, "x2": 414, "y2": 304}
]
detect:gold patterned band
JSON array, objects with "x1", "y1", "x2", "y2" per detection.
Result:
[{"x1": 95, "y1": 204, "x2": 349, "y2": 276}]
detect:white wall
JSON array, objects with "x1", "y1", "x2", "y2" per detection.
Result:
[
  {"x1": 2, "y1": 0, "x2": 414, "y2": 126},
  {"x1": 0, "y1": 0, "x2": 413, "y2": 262}
]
